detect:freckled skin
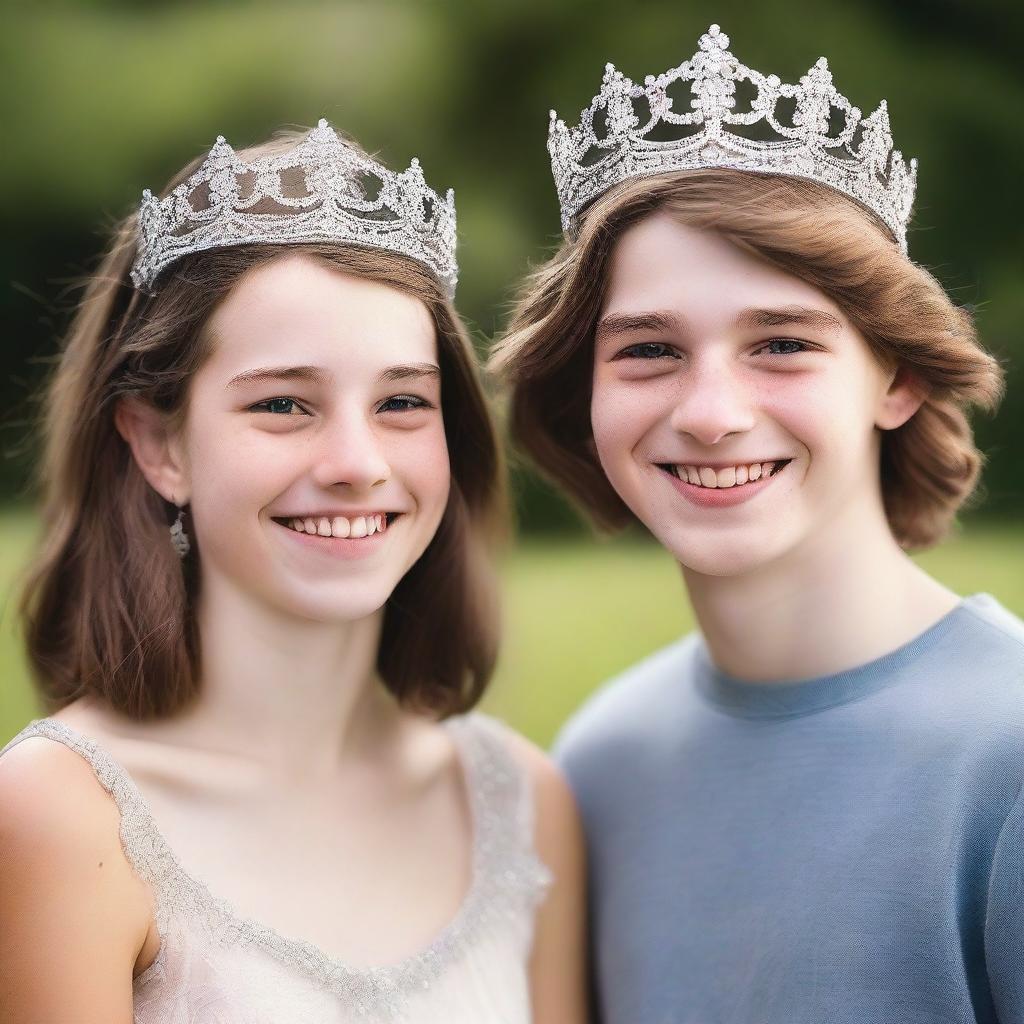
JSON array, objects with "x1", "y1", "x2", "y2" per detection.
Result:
[
  {"x1": 590, "y1": 214, "x2": 916, "y2": 579},
  {"x1": 176, "y1": 255, "x2": 452, "y2": 625}
]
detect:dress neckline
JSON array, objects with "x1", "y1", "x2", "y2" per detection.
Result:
[{"x1": 7, "y1": 713, "x2": 529, "y2": 1009}]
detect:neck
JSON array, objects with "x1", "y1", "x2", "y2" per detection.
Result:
[
  {"x1": 683, "y1": 496, "x2": 960, "y2": 682},
  {"x1": 163, "y1": 572, "x2": 401, "y2": 777}
]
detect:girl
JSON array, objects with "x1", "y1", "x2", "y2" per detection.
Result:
[
  {"x1": 491, "y1": 25, "x2": 1023, "y2": 1024},
  {"x1": 0, "y1": 121, "x2": 585, "y2": 1023}
]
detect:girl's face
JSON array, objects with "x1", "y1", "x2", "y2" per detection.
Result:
[
  {"x1": 590, "y1": 213, "x2": 921, "y2": 578},
  {"x1": 176, "y1": 254, "x2": 450, "y2": 623}
]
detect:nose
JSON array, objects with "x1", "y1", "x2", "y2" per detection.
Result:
[
  {"x1": 310, "y1": 407, "x2": 391, "y2": 491},
  {"x1": 668, "y1": 358, "x2": 756, "y2": 446}
]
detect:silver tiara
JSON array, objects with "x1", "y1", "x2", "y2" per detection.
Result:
[
  {"x1": 131, "y1": 119, "x2": 458, "y2": 296},
  {"x1": 548, "y1": 24, "x2": 917, "y2": 251}
]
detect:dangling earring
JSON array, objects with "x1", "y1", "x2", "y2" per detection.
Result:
[{"x1": 170, "y1": 504, "x2": 190, "y2": 559}]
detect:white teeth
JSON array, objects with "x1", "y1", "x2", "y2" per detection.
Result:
[
  {"x1": 667, "y1": 460, "x2": 787, "y2": 488},
  {"x1": 283, "y1": 514, "x2": 393, "y2": 538}
]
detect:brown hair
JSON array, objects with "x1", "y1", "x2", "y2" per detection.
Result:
[
  {"x1": 490, "y1": 169, "x2": 1004, "y2": 549},
  {"x1": 21, "y1": 130, "x2": 506, "y2": 721}
]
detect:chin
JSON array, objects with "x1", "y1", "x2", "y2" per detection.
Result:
[
  {"x1": 269, "y1": 581, "x2": 397, "y2": 625},
  {"x1": 654, "y1": 526, "x2": 797, "y2": 579}
]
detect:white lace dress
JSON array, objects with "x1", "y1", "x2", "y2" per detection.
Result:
[{"x1": 1, "y1": 713, "x2": 553, "y2": 1023}]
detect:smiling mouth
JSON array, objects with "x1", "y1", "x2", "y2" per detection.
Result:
[
  {"x1": 271, "y1": 512, "x2": 402, "y2": 539},
  {"x1": 657, "y1": 460, "x2": 793, "y2": 489}
]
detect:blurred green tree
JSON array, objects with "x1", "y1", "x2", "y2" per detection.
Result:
[{"x1": 1, "y1": 0, "x2": 1020, "y2": 530}]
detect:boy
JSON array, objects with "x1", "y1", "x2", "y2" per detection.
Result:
[{"x1": 491, "y1": 26, "x2": 1023, "y2": 1024}]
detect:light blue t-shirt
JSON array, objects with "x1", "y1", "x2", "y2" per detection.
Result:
[{"x1": 554, "y1": 594, "x2": 1024, "y2": 1024}]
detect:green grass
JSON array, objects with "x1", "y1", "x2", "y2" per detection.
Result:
[{"x1": 2, "y1": 506, "x2": 1022, "y2": 748}]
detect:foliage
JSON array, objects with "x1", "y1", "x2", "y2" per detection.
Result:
[
  {"x1": 2, "y1": 505, "x2": 1022, "y2": 748},
  {"x1": 1, "y1": 1, "x2": 1020, "y2": 526}
]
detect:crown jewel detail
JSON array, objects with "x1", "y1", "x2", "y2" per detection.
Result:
[
  {"x1": 548, "y1": 25, "x2": 917, "y2": 251},
  {"x1": 131, "y1": 119, "x2": 458, "y2": 295}
]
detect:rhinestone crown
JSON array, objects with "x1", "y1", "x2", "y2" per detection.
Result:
[
  {"x1": 548, "y1": 25, "x2": 917, "y2": 251},
  {"x1": 131, "y1": 119, "x2": 458, "y2": 295}
]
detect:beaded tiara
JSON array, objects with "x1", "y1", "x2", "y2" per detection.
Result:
[
  {"x1": 131, "y1": 119, "x2": 458, "y2": 296},
  {"x1": 548, "y1": 25, "x2": 917, "y2": 251}
]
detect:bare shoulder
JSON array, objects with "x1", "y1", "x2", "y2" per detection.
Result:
[
  {"x1": 494, "y1": 724, "x2": 589, "y2": 1023},
  {"x1": 1, "y1": 732, "x2": 119, "y2": 845},
  {"x1": 491, "y1": 725, "x2": 585, "y2": 875},
  {"x1": 0, "y1": 734, "x2": 153, "y2": 1021}
]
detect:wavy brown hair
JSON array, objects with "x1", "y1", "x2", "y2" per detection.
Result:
[
  {"x1": 490, "y1": 169, "x2": 1004, "y2": 550},
  {"x1": 21, "y1": 130, "x2": 506, "y2": 721}
]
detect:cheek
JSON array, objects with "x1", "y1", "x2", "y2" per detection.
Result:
[
  {"x1": 397, "y1": 423, "x2": 451, "y2": 510},
  {"x1": 590, "y1": 371, "x2": 664, "y2": 463},
  {"x1": 187, "y1": 419, "x2": 295, "y2": 510},
  {"x1": 765, "y1": 370, "x2": 883, "y2": 486}
]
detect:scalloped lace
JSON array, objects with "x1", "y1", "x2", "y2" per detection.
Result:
[{"x1": 2, "y1": 712, "x2": 553, "y2": 1023}]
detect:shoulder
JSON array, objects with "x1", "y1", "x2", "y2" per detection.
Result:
[
  {"x1": 499, "y1": 723, "x2": 584, "y2": 849},
  {"x1": 0, "y1": 728, "x2": 153, "y2": 1015},
  {"x1": 552, "y1": 633, "x2": 699, "y2": 773},
  {"x1": 0, "y1": 727, "x2": 152, "y2": 907},
  {"x1": 461, "y1": 713, "x2": 583, "y2": 849},
  {"x1": 958, "y1": 593, "x2": 1024, "y2": 658},
  {"x1": 460, "y1": 713, "x2": 585, "y2": 888},
  {"x1": 0, "y1": 727, "x2": 125, "y2": 852},
  {"x1": 918, "y1": 595, "x2": 1024, "y2": 728},
  {"x1": 486, "y1": 725, "x2": 589, "y2": 1022},
  {"x1": 918, "y1": 595, "x2": 1024, "y2": 769}
]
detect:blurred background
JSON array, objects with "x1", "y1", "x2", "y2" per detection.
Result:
[{"x1": 1, "y1": 0, "x2": 1022, "y2": 746}]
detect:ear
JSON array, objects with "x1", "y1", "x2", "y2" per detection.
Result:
[
  {"x1": 876, "y1": 365, "x2": 927, "y2": 431},
  {"x1": 114, "y1": 397, "x2": 190, "y2": 505}
]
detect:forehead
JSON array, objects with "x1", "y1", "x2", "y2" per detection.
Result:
[
  {"x1": 603, "y1": 212, "x2": 845, "y2": 325},
  {"x1": 204, "y1": 253, "x2": 437, "y2": 373}
]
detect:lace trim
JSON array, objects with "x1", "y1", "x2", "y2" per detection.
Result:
[{"x1": 1, "y1": 712, "x2": 553, "y2": 1017}]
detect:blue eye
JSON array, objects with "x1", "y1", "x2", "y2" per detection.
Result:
[
  {"x1": 250, "y1": 397, "x2": 307, "y2": 415},
  {"x1": 618, "y1": 342, "x2": 678, "y2": 360},
  {"x1": 759, "y1": 339, "x2": 809, "y2": 355},
  {"x1": 378, "y1": 395, "x2": 432, "y2": 413}
]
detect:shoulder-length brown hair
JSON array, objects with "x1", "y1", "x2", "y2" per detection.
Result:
[
  {"x1": 490, "y1": 169, "x2": 1004, "y2": 550},
  {"x1": 21, "y1": 130, "x2": 506, "y2": 721}
]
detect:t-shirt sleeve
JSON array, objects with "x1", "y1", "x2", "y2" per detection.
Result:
[{"x1": 985, "y1": 782, "x2": 1024, "y2": 1021}]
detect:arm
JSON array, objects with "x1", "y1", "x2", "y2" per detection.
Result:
[
  {"x1": 985, "y1": 782, "x2": 1024, "y2": 1023},
  {"x1": 508, "y1": 736, "x2": 589, "y2": 1024},
  {"x1": 0, "y1": 738, "x2": 155, "y2": 1023}
]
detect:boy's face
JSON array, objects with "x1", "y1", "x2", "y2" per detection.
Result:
[{"x1": 590, "y1": 212, "x2": 922, "y2": 577}]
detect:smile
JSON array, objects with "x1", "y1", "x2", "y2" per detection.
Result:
[
  {"x1": 657, "y1": 460, "x2": 793, "y2": 489},
  {"x1": 272, "y1": 512, "x2": 401, "y2": 539}
]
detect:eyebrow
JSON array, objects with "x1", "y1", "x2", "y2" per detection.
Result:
[
  {"x1": 225, "y1": 362, "x2": 441, "y2": 390},
  {"x1": 377, "y1": 362, "x2": 441, "y2": 384},
  {"x1": 594, "y1": 305, "x2": 843, "y2": 343},
  {"x1": 594, "y1": 311, "x2": 683, "y2": 343},
  {"x1": 735, "y1": 306, "x2": 843, "y2": 333},
  {"x1": 225, "y1": 365, "x2": 330, "y2": 390}
]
